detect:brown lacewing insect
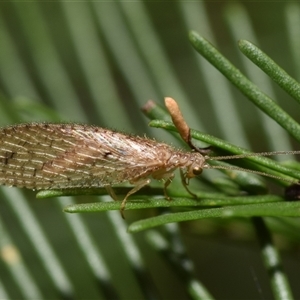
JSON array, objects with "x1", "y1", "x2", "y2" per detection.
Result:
[{"x1": 0, "y1": 97, "x2": 299, "y2": 217}]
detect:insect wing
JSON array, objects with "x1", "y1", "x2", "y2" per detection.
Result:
[{"x1": 0, "y1": 124, "x2": 169, "y2": 190}]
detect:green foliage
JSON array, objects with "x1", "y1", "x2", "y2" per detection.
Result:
[{"x1": 0, "y1": 2, "x2": 300, "y2": 300}]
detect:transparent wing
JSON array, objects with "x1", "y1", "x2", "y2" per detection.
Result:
[{"x1": 0, "y1": 123, "x2": 171, "y2": 190}]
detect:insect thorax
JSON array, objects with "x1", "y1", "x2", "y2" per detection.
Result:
[{"x1": 166, "y1": 150, "x2": 207, "y2": 179}]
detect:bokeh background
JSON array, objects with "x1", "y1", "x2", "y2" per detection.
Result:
[{"x1": 0, "y1": 2, "x2": 300, "y2": 299}]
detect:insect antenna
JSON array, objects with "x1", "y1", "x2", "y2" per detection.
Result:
[
  {"x1": 204, "y1": 151, "x2": 300, "y2": 185},
  {"x1": 164, "y1": 97, "x2": 300, "y2": 185},
  {"x1": 203, "y1": 163, "x2": 297, "y2": 184},
  {"x1": 210, "y1": 150, "x2": 300, "y2": 161}
]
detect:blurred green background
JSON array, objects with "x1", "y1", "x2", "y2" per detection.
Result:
[{"x1": 0, "y1": 1, "x2": 300, "y2": 299}]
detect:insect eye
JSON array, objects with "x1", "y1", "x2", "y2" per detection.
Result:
[{"x1": 193, "y1": 167, "x2": 202, "y2": 175}]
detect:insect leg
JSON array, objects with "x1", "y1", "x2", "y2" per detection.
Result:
[
  {"x1": 162, "y1": 173, "x2": 174, "y2": 200},
  {"x1": 120, "y1": 178, "x2": 151, "y2": 218},
  {"x1": 105, "y1": 186, "x2": 119, "y2": 201},
  {"x1": 180, "y1": 169, "x2": 197, "y2": 198}
]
